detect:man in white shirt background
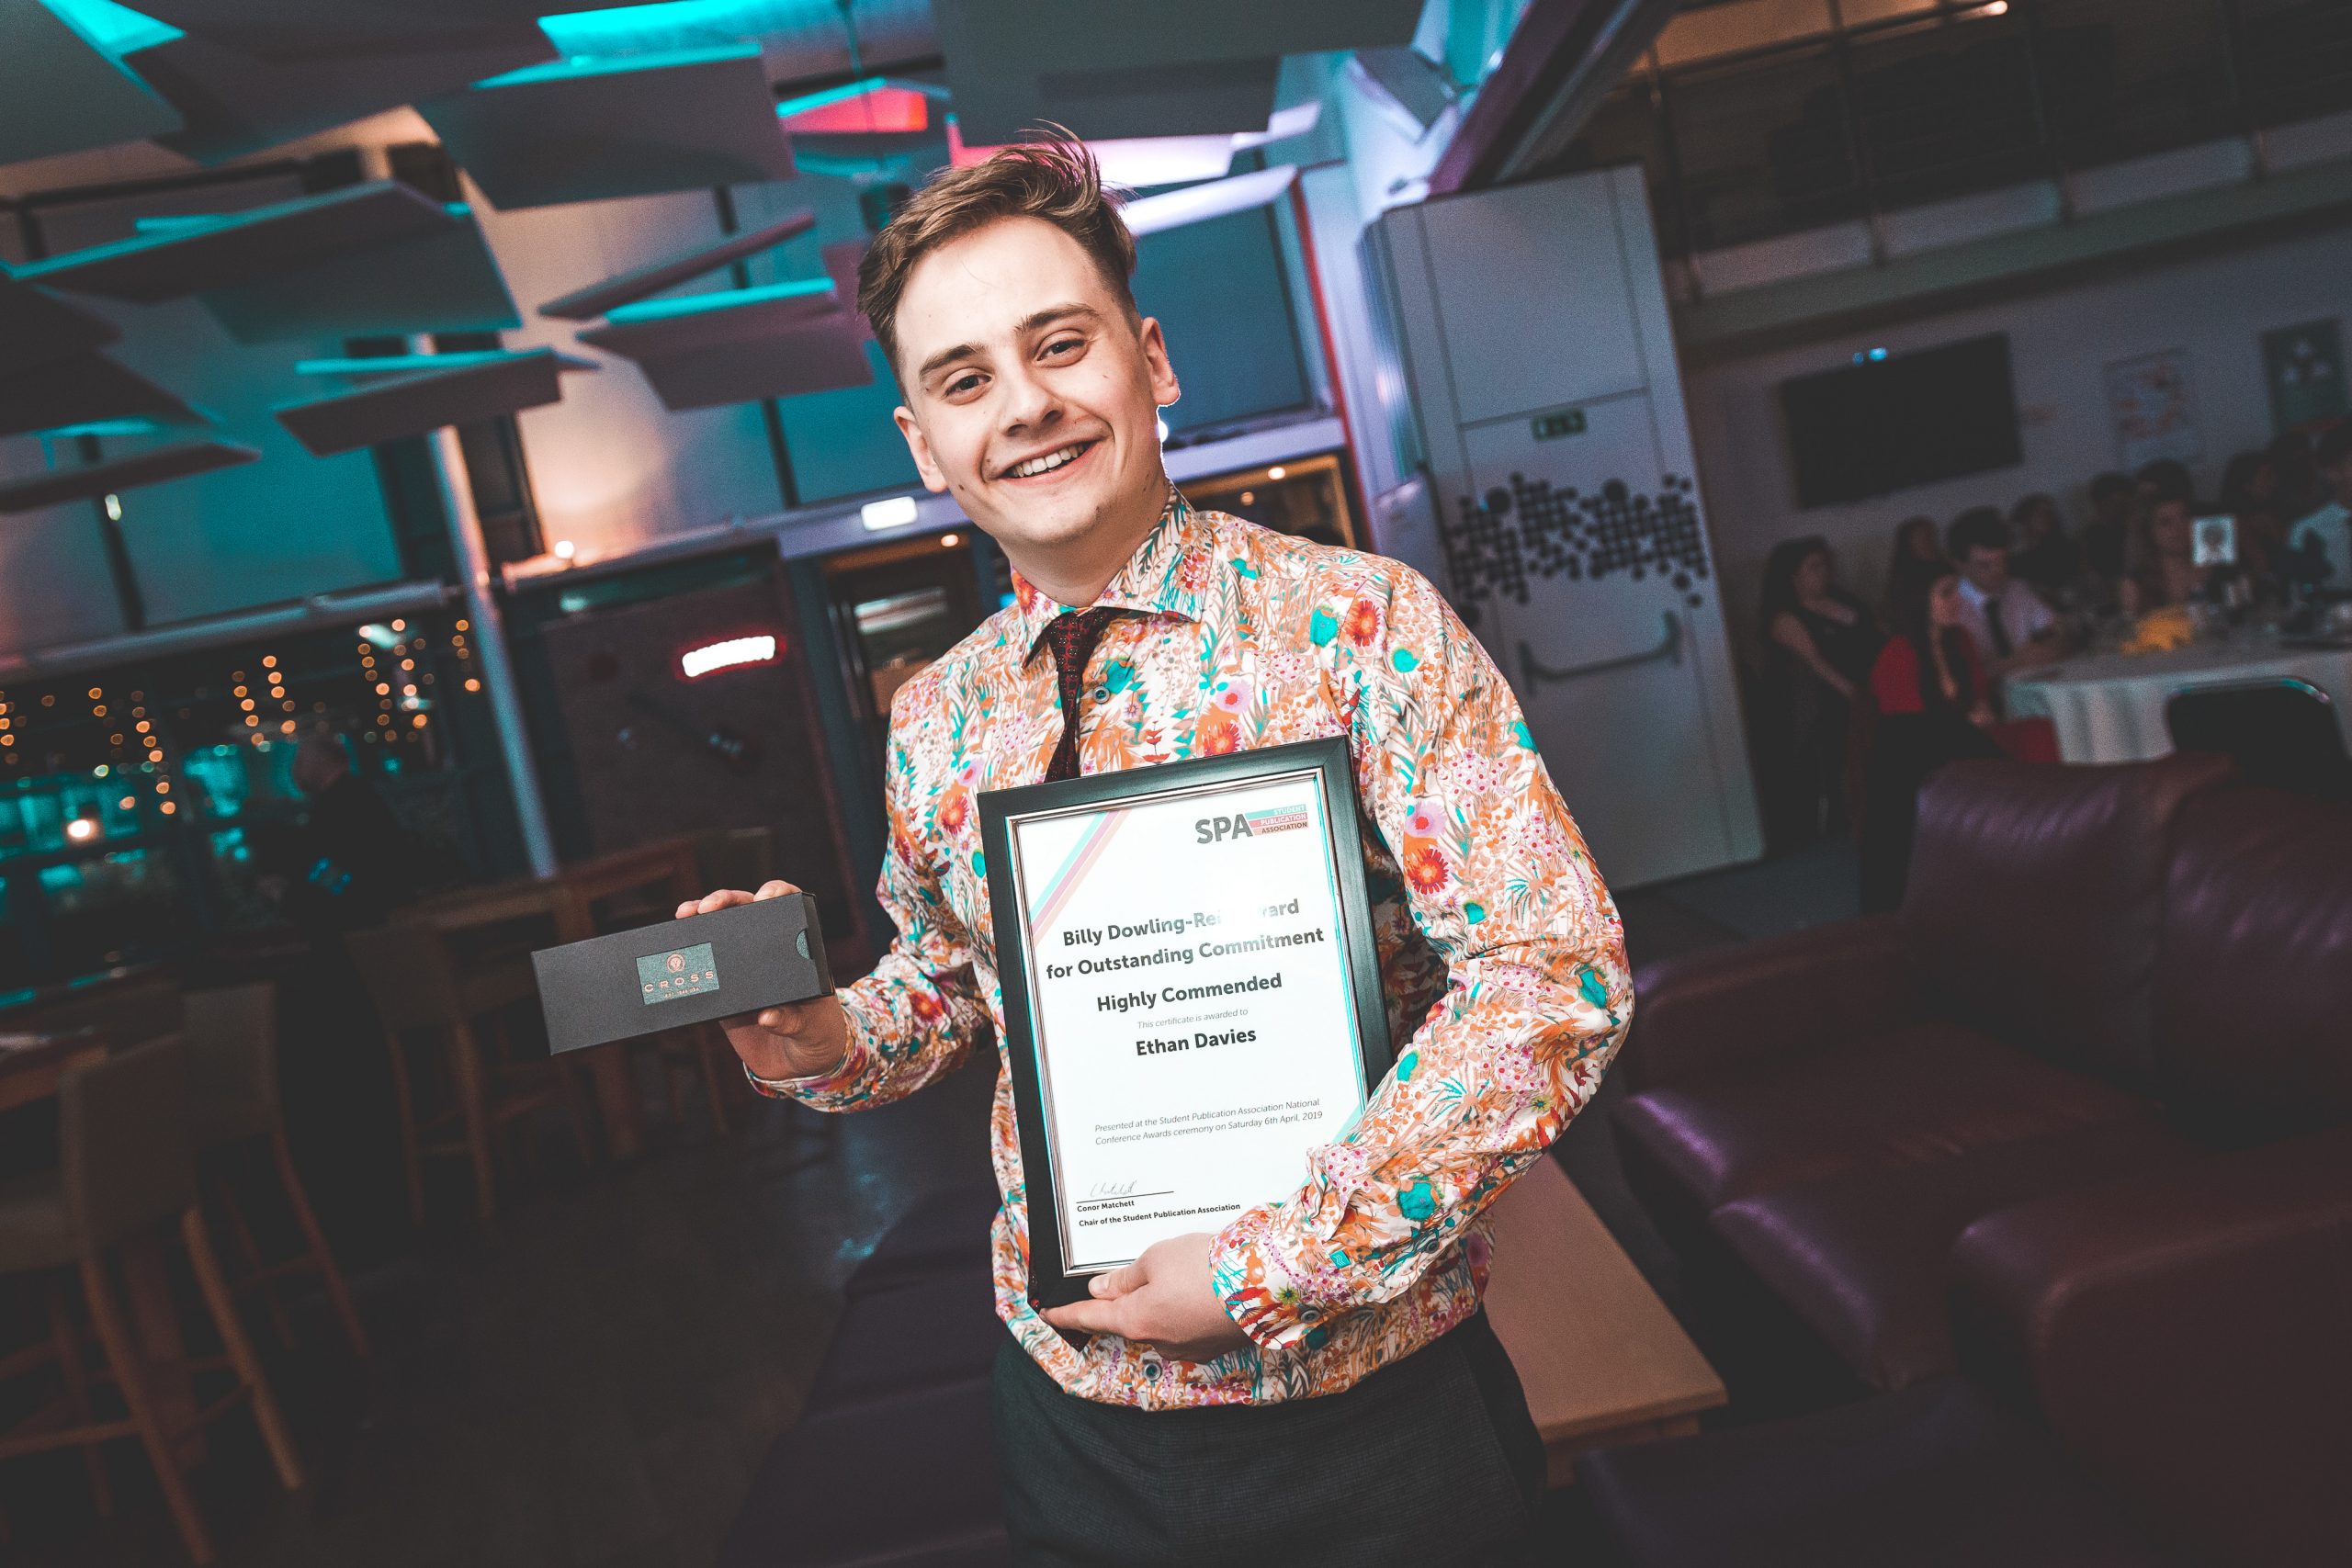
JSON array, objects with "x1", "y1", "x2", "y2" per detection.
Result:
[
  {"x1": 2286, "y1": 424, "x2": 2352, "y2": 590},
  {"x1": 1948, "y1": 507, "x2": 2066, "y2": 705}
]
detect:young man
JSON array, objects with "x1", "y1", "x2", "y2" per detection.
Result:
[
  {"x1": 2286, "y1": 423, "x2": 2352, "y2": 590},
  {"x1": 1946, "y1": 506, "x2": 2064, "y2": 687},
  {"x1": 682, "y1": 141, "x2": 1631, "y2": 1565}
]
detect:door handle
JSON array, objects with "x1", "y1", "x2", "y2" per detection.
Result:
[{"x1": 1518, "y1": 612, "x2": 1681, "y2": 688}]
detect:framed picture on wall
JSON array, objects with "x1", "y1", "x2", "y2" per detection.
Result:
[
  {"x1": 2260, "y1": 319, "x2": 2348, "y2": 437},
  {"x1": 2104, "y1": 348, "x2": 2202, "y2": 471}
]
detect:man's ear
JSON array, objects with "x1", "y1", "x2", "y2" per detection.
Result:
[
  {"x1": 1136, "y1": 315, "x2": 1181, "y2": 411},
  {"x1": 892, "y1": 403, "x2": 950, "y2": 494}
]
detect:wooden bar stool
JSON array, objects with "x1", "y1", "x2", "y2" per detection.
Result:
[
  {"x1": 344, "y1": 920, "x2": 592, "y2": 1227},
  {"x1": 181, "y1": 983, "x2": 369, "y2": 1359},
  {"x1": 0, "y1": 1038, "x2": 303, "y2": 1565}
]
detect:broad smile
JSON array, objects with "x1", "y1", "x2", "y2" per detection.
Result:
[{"x1": 999, "y1": 439, "x2": 1099, "y2": 483}]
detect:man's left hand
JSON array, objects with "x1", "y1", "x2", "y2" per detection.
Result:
[{"x1": 1038, "y1": 1232, "x2": 1253, "y2": 1362}]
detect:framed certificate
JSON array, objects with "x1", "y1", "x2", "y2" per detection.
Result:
[{"x1": 980, "y1": 737, "x2": 1392, "y2": 1310}]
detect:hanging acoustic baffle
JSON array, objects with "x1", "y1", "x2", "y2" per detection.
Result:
[
  {"x1": 273, "y1": 348, "x2": 593, "y2": 457},
  {"x1": 0, "y1": 0, "x2": 184, "y2": 165},
  {"x1": 580, "y1": 287, "x2": 871, "y2": 412},
  {"x1": 0, "y1": 354, "x2": 202, "y2": 440},
  {"x1": 17, "y1": 181, "x2": 460, "y2": 303},
  {"x1": 537, "y1": 209, "x2": 818, "y2": 321},
  {"x1": 128, "y1": 0, "x2": 642, "y2": 61},
  {"x1": 0, "y1": 270, "x2": 119, "y2": 378},
  {"x1": 414, "y1": 44, "x2": 797, "y2": 210},
  {"x1": 933, "y1": 0, "x2": 1419, "y2": 142},
  {"x1": 130, "y1": 23, "x2": 558, "y2": 166},
  {"x1": 200, "y1": 208, "x2": 520, "y2": 344},
  {"x1": 0, "y1": 440, "x2": 259, "y2": 514}
]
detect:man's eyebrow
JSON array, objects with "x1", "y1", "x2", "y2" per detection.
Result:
[
  {"x1": 1016, "y1": 302, "x2": 1102, "y2": 334},
  {"x1": 914, "y1": 304, "x2": 1104, "y2": 385}
]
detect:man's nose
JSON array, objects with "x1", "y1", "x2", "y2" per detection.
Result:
[{"x1": 998, "y1": 363, "x2": 1061, "y2": 434}]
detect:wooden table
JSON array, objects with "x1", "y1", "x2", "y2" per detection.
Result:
[
  {"x1": 410, "y1": 838, "x2": 707, "y2": 1161},
  {"x1": 1485, "y1": 1156, "x2": 1726, "y2": 1485},
  {"x1": 0, "y1": 1029, "x2": 107, "y2": 1114}
]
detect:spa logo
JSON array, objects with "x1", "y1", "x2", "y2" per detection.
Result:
[
  {"x1": 639, "y1": 942, "x2": 719, "y2": 1005},
  {"x1": 1194, "y1": 805, "x2": 1310, "y2": 842}
]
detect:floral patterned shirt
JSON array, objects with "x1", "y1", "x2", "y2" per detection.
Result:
[{"x1": 753, "y1": 491, "x2": 1631, "y2": 1408}]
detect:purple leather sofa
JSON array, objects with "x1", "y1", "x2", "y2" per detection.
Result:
[{"x1": 1587, "y1": 755, "x2": 2352, "y2": 1564}]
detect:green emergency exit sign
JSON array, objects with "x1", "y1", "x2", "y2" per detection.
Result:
[{"x1": 1532, "y1": 408, "x2": 1587, "y2": 441}]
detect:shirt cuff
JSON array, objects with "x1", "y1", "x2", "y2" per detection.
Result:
[
  {"x1": 1209, "y1": 1214, "x2": 1336, "y2": 1354},
  {"x1": 741, "y1": 1023, "x2": 871, "y2": 1110}
]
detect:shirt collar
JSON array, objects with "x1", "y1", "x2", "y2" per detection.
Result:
[{"x1": 1009, "y1": 485, "x2": 1210, "y2": 656}]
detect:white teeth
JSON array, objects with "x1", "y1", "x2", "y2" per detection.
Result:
[{"x1": 1009, "y1": 443, "x2": 1087, "y2": 479}]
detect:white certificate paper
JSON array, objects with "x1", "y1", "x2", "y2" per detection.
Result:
[{"x1": 1003, "y1": 767, "x2": 1373, "y2": 1275}]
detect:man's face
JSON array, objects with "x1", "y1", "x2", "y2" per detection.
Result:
[
  {"x1": 2327, "y1": 457, "x2": 2352, "y2": 508},
  {"x1": 1962, "y1": 545, "x2": 2009, "y2": 594},
  {"x1": 888, "y1": 217, "x2": 1180, "y2": 570}
]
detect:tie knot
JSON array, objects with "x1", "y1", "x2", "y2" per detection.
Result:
[{"x1": 1041, "y1": 606, "x2": 1124, "y2": 681}]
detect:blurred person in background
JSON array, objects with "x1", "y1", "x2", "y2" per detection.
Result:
[
  {"x1": 2285, "y1": 423, "x2": 2352, "y2": 592},
  {"x1": 1947, "y1": 507, "x2": 2065, "y2": 692},
  {"x1": 1758, "y1": 536, "x2": 1883, "y2": 849},
  {"x1": 282, "y1": 728, "x2": 418, "y2": 931},
  {"x1": 2081, "y1": 470, "x2": 2137, "y2": 589},
  {"x1": 2221, "y1": 448, "x2": 2289, "y2": 586},
  {"x1": 1860, "y1": 563, "x2": 2001, "y2": 912},
  {"x1": 2007, "y1": 492, "x2": 2086, "y2": 610},
  {"x1": 2120, "y1": 468, "x2": 2213, "y2": 616},
  {"x1": 2269, "y1": 429, "x2": 2323, "y2": 527},
  {"x1": 1883, "y1": 515, "x2": 1945, "y2": 618}
]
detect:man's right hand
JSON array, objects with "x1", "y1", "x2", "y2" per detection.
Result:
[{"x1": 676, "y1": 879, "x2": 851, "y2": 1083}]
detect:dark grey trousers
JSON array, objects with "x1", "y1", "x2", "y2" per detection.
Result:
[{"x1": 991, "y1": 1311, "x2": 1546, "y2": 1567}]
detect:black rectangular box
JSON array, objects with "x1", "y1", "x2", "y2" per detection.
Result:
[{"x1": 530, "y1": 892, "x2": 831, "y2": 1055}]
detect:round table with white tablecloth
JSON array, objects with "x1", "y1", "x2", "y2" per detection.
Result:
[{"x1": 2004, "y1": 633, "x2": 2352, "y2": 764}]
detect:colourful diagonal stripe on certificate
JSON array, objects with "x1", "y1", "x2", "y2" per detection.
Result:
[{"x1": 1028, "y1": 809, "x2": 1129, "y2": 933}]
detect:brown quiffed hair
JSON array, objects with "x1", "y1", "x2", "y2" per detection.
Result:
[{"x1": 857, "y1": 134, "x2": 1137, "y2": 380}]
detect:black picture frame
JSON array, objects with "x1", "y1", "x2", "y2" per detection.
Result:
[{"x1": 979, "y1": 736, "x2": 1394, "y2": 1311}]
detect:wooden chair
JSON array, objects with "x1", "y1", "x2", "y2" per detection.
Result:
[
  {"x1": 343, "y1": 921, "x2": 592, "y2": 1228},
  {"x1": 0, "y1": 1038, "x2": 303, "y2": 1565},
  {"x1": 181, "y1": 983, "x2": 369, "y2": 1359}
]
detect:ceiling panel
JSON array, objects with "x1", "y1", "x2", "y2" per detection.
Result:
[
  {"x1": 0, "y1": 438, "x2": 258, "y2": 513},
  {"x1": 415, "y1": 45, "x2": 798, "y2": 209},
  {"x1": 273, "y1": 347, "x2": 587, "y2": 456},
  {"x1": 537, "y1": 208, "x2": 816, "y2": 320},
  {"x1": 18, "y1": 180, "x2": 458, "y2": 302},
  {"x1": 0, "y1": 352, "x2": 199, "y2": 439},
  {"x1": 0, "y1": 0, "x2": 183, "y2": 164},
  {"x1": 0, "y1": 270, "x2": 120, "y2": 377},
  {"x1": 130, "y1": 23, "x2": 556, "y2": 165}
]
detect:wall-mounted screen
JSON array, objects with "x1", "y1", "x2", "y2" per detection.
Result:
[{"x1": 1780, "y1": 333, "x2": 2022, "y2": 507}]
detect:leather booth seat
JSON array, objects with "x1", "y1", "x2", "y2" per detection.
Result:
[{"x1": 1595, "y1": 758, "x2": 2352, "y2": 1563}]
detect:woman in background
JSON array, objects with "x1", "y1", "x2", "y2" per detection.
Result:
[
  {"x1": 1859, "y1": 561, "x2": 2001, "y2": 911},
  {"x1": 1758, "y1": 536, "x2": 1883, "y2": 848},
  {"x1": 2119, "y1": 487, "x2": 2212, "y2": 615},
  {"x1": 1883, "y1": 515, "x2": 1945, "y2": 616}
]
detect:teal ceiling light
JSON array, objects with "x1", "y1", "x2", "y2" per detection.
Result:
[
  {"x1": 40, "y1": 0, "x2": 181, "y2": 59},
  {"x1": 537, "y1": 0, "x2": 835, "y2": 59}
]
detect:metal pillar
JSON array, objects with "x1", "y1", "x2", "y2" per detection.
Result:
[{"x1": 426, "y1": 421, "x2": 559, "y2": 878}]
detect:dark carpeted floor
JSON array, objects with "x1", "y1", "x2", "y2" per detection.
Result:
[{"x1": 0, "y1": 839, "x2": 1858, "y2": 1566}]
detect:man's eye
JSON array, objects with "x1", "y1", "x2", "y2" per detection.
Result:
[
  {"x1": 947, "y1": 373, "x2": 984, "y2": 396},
  {"x1": 1044, "y1": 337, "x2": 1082, "y2": 357}
]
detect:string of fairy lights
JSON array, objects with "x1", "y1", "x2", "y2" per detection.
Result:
[{"x1": 0, "y1": 615, "x2": 485, "y2": 861}]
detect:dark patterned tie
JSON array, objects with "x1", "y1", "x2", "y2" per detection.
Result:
[
  {"x1": 1038, "y1": 607, "x2": 1125, "y2": 782},
  {"x1": 1983, "y1": 596, "x2": 2013, "y2": 659}
]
